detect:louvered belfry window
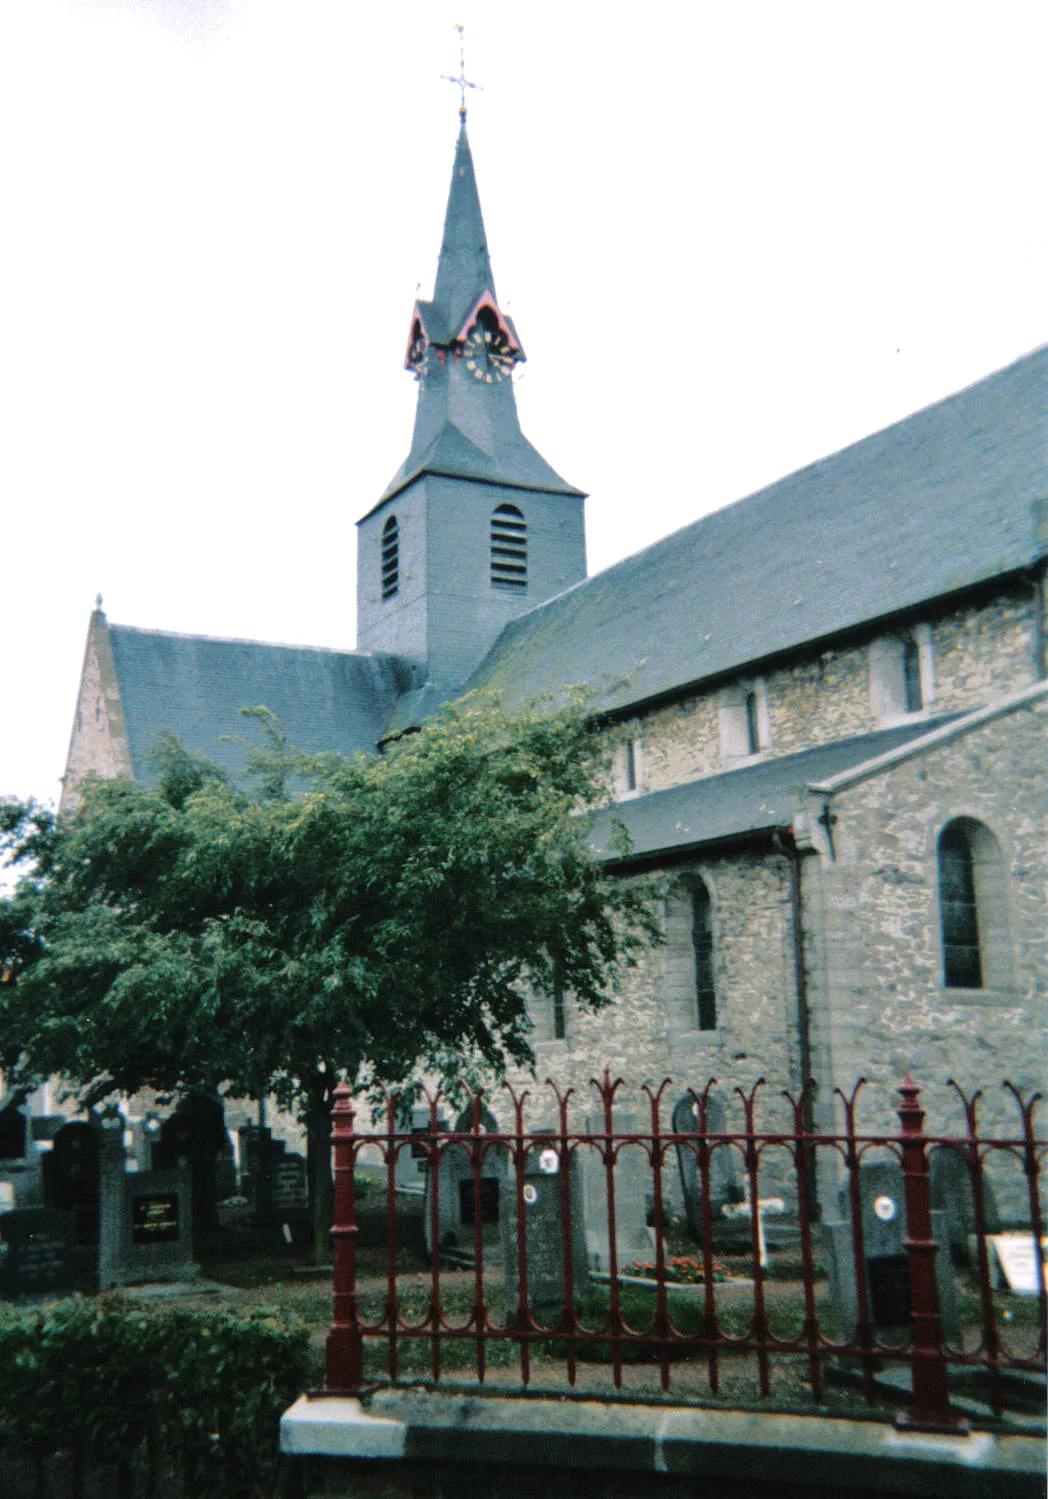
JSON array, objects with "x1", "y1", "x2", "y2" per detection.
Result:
[
  {"x1": 381, "y1": 515, "x2": 399, "y2": 600},
  {"x1": 491, "y1": 504, "x2": 527, "y2": 591}
]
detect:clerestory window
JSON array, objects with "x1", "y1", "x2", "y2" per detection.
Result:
[{"x1": 491, "y1": 504, "x2": 527, "y2": 592}]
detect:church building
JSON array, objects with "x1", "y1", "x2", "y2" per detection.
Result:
[{"x1": 62, "y1": 116, "x2": 1048, "y2": 1137}]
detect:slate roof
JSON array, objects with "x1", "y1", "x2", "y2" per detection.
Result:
[
  {"x1": 468, "y1": 348, "x2": 1048, "y2": 715},
  {"x1": 371, "y1": 122, "x2": 582, "y2": 512},
  {"x1": 589, "y1": 718, "x2": 959, "y2": 865},
  {"x1": 107, "y1": 626, "x2": 414, "y2": 786}
]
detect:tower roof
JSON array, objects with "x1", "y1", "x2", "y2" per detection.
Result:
[
  {"x1": 430, "y1": 121, "x2": 497, "y2": 339},
  {"x1": 366, "y1": 121, "x2": 583, "y2": 516}
]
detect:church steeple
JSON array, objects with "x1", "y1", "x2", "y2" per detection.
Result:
[
  {"x1": 374, "y1": 121, "x2": 583, "y2": 507},
  {"x1": 355, "y1": 114, "x2": 587, "y2": 695}
]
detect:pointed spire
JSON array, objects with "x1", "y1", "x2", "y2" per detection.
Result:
[
  {"x1": 431, "y1": 121, "x2": 496, "y2": 338},
  {"x1": 367, "y1": 118, "x2": 584, "y2": 513}
]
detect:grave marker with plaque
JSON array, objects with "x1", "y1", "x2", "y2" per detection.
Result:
[
  {"x1": 0, "y1": 1207, "x2": 76, "y2": 1299},
  {"x1": 822, "y1": 1160, "x2": 958, "y2": 1343}
]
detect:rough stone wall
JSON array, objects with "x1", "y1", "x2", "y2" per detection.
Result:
[
  {"x1": 509, "y1": 853, "x2": 800, "y2": 1146},
  {"x1": 804, "y1": 692, "x2": 1047, "y2": 1215},
  {"x1": 930, "y1": 590, "x2": 1039, "y2": 713},
  {"x1": 61, "y1": 614, "x2": 134, "y2": 812},
  {"x1": 630, "y1": 586, "x2": 1037, "y2": 797}
]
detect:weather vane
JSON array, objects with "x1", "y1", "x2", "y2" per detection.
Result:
[{"x1": 442, "y1": 23, "x2": 481, "y2": 121}]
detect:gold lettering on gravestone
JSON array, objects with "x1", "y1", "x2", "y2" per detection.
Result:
[{"x1": 131, "y1": 1192, "x2": 180, "y2": 1245}]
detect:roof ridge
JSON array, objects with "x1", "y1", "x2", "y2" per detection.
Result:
[{"x1": 106, "y1": 622, "x2": 397, "y2": 660}]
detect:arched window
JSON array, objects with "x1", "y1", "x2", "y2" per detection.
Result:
[
  {"x1": 691, "y1": 882, "x2": 717, "y2": 1030},
  {"x1": 491, "y1": 504, "x2": 527, "y2": 591},
  {"x1": 664, "y1": 880, "x2": 717, "y2": 1034},
  {"x1": 938, "y1": 818, "x2": 1012, "y2": 992},
  {"x1": 381, "y1": 515, "x2": 399, "y2": 600}
]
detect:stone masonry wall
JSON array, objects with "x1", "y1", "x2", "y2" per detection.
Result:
[
  {"x1": 632, "y1": 585, "x2": 1037, "y2": 797},
  {"x1": 505, "y1": 853, "x2": 801, "y2": 1165},
  {"x1": 61, "y1": 615, "x2": 134, "y2": 812},
  {"x1": 806, "y1": 692, "x2": 1047, "y2": 1217}
]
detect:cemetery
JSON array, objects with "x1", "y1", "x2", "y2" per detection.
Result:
[{"x1": 1, "y1": 1070, "x2": 1045, "y2": 1496}]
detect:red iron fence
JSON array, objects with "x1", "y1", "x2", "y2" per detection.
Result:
[{"x1": 323, "y1": 1072, "x2": 1046, "y2": 1433}]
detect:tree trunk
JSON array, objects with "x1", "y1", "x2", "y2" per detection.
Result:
[{"x1": 306, "y1": 1072, "x2": 335, "y2": 1265}]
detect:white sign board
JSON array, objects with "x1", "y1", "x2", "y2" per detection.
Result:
[{"x1": 990, "y1": 1233, "x2": 1047, "y2": 1296}]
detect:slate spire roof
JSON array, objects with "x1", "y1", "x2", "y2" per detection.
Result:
[{"x1": 370, "y1": 121, "x2": 583, "y2": 513}]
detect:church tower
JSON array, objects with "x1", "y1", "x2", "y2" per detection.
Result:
[{"x1": 356, "y1": 116, "x2": 586, "y2": 696}]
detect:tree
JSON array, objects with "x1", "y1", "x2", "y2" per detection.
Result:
[{"x1": 0, "y1": 696, "x2": 660, "y2": 1259}]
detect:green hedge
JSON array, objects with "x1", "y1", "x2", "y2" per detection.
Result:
[{"x1": 0, "y1": 1298, "x2": 310, "y2": 1498}]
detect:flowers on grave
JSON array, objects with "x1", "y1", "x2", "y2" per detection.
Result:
[{"x1": 626, "y1": 1255, "x2": 732, "y2": 1285}]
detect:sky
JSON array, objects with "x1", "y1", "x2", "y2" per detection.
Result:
[{"x1": 1, "y1": 0, "x2": 1045, "y2": 809}]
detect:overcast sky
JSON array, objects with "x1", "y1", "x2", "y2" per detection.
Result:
[{"x1": 1, "y1": 0, "x2": 1045, "y2": 808}]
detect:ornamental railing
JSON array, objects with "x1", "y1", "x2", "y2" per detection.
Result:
[{"x1": 322, "y1": 1072, "x2": 1046, "y2": 1434}]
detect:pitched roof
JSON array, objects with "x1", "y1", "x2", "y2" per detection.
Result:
[
  {"x1": 468, "y1": 348, "x2": 1048, "y2": 715},
  {"x1": 370, "y1": 123, "x2": 583, "y2": 512},
  {"x1": 106, "y1": 625, "x2": 414, "y2": 786},
  {"x1": 589, "y1": 718, "x2": 959, "y2": 865}
]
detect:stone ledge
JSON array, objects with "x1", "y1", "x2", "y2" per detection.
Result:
[{"x1": 280, "y1": 1389, "x2": 1046, "y2": 1496}]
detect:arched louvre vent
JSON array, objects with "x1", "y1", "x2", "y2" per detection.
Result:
[
  {"x1": 491, "y1": 504, "x2": 527, "y2": 592},
  {"x1": 381, "y1": 515, "x2": 399, "y2": 600}
]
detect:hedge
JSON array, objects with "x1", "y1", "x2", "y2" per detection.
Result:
[{"x1": 0, "y1": 1297, "x2": 310, "y2": 1498}]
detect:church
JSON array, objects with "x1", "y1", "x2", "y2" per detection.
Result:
[{"x1": 62, "y1": 115, "x2": 1048, "y2": 1138}]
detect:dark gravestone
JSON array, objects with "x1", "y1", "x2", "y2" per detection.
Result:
[
  {"x1": 98, "y1": 1115, "x2": 197, "y2": 1289},
  {"x1": 424, "y1": 1105, "x2": 507, "y2": 1263},
  {"x1": 152, "y1": 1094, "x2": 232, "y2": 1234},
  {"x1": 672, "y1": 1093, "x2": 742, "y2": 1247},
  {"x1": 238, "y1": 1125, "x2": 274, "y2": 1218},
  {"x1": 270, "y1": 1153, "x2": 308, "y2": 1216},
  {"x1": 501, "y1": 1135, "x2": 589, "y2": 1308},
  {"x1": 822, "y1": 1160, "x2": 958, "y2": 1342},
  {"x1": 394, "y1": 1108, "x2": 450, "y2": 1196},
  {"x1": 0, "y1": 1208, "x2": 76, "y2": 1298},
  {"x1": 43, "y1": 1121, "x2": 101, "y2": 1245},
  {"x1": 930, "y1": 1145, "x2": 1001, "y2": 1265},
  {"x1": 0, "y1": 1093, "x2": 42, "y2": 1209}
]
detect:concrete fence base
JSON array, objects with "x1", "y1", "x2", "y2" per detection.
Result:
[{"x1": 279, "y1": 1391, "x2": 1045, "y2": 1499}]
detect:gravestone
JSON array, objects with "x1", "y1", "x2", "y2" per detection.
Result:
[
  {"x1": 237, "y1": 1125, "x2": 308, "y2": 1229},
  {"x1": 929, "y1": 1145, "x2": 1001, "y2": 1265},
  {"x1": 0, "y1": 1092, "x2": 43, "y2": 1209},
  {"x1": 501, "y1": 1134, "x2": 589, "y2": 1308},
  {"x1": 423, "y1": 1105, "x2": 508, "y2": 1263},
  {"x1": 97, "y1": 1109, "x2": 197, "y2": 1287},
  {"x1": 152, "y1": 1094, "x2": 233, "y2": 1234},
  {"x1": 822, "y1": 1160, "x2": 958, "y2": 1342},
  {"x1": 578, "y1": 1110, "x2": 656, "y2": 1273},
  {"x1": 127, "y1": 1113, "x2": 164, "y2": 1174},
  {"x1": 43, "y1": 1120, "x2": 101, "y2": 1244},
  {"x1": 0, "y1": 1207, "x2": 76, "y2": 1298},
  {"x1": 394, "y1": 1107, "x2": 450, "y2": 1196},
  {"x1": 672, "y1": 1093, "x2": 743, "y2": 1246}
]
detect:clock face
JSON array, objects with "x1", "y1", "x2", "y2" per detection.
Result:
[{"x1": 462, "y1": 322, "x2": 515, "y2": 383}]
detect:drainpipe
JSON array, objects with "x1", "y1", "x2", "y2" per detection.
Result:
[
  {"x1": 772, "y1": 829, "x2": 819, "y2": 1223},
  {"x1": 1029, "y1": 559, "x2": 1046, "y2": 680}
]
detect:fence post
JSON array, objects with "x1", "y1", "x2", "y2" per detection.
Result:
[
  {"x1": 324, "y1": 1082, "x2": 367, "y2": 1395},
  {"x1": 895, "y1": 1075, "x2": 966, "y2": 1433}
]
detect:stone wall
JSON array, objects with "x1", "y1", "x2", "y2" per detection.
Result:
[
  {"x1": 61, "y1": 613, "x2": 134, "y2": 812},
  {"x1": 628, "y1": 584, "x2": 1038, "y2": 798},
  {"x1": 805, "y1": 691, "x2": 1047, "y2": 1174}
]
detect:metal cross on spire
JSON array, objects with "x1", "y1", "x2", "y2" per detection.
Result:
[{"x1": 442, "y1": 23, "x2": 481, "y2": 121}]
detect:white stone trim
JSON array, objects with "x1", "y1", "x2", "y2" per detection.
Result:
[{"x1": 280, "y1": 1395, "x2": 407, "y2": 1458}]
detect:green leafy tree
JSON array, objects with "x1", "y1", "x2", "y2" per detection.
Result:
[{"x1": 0, "y1": 697, "x2": 659, "y2": 1259}]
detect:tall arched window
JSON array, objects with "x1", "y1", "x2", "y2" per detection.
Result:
[
  {"x1": 491, "y1": 504, "x2": 527, "y2": 591},
  {"x1": 381, "y1": 515, "x2": 399, "y2": 600},
  {"x1": 691, "y1": 881, "x2": 717, "y2": 1031},
  {"x1": 938, "y1": 818, "x2": 1012, "y2": 992}
]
